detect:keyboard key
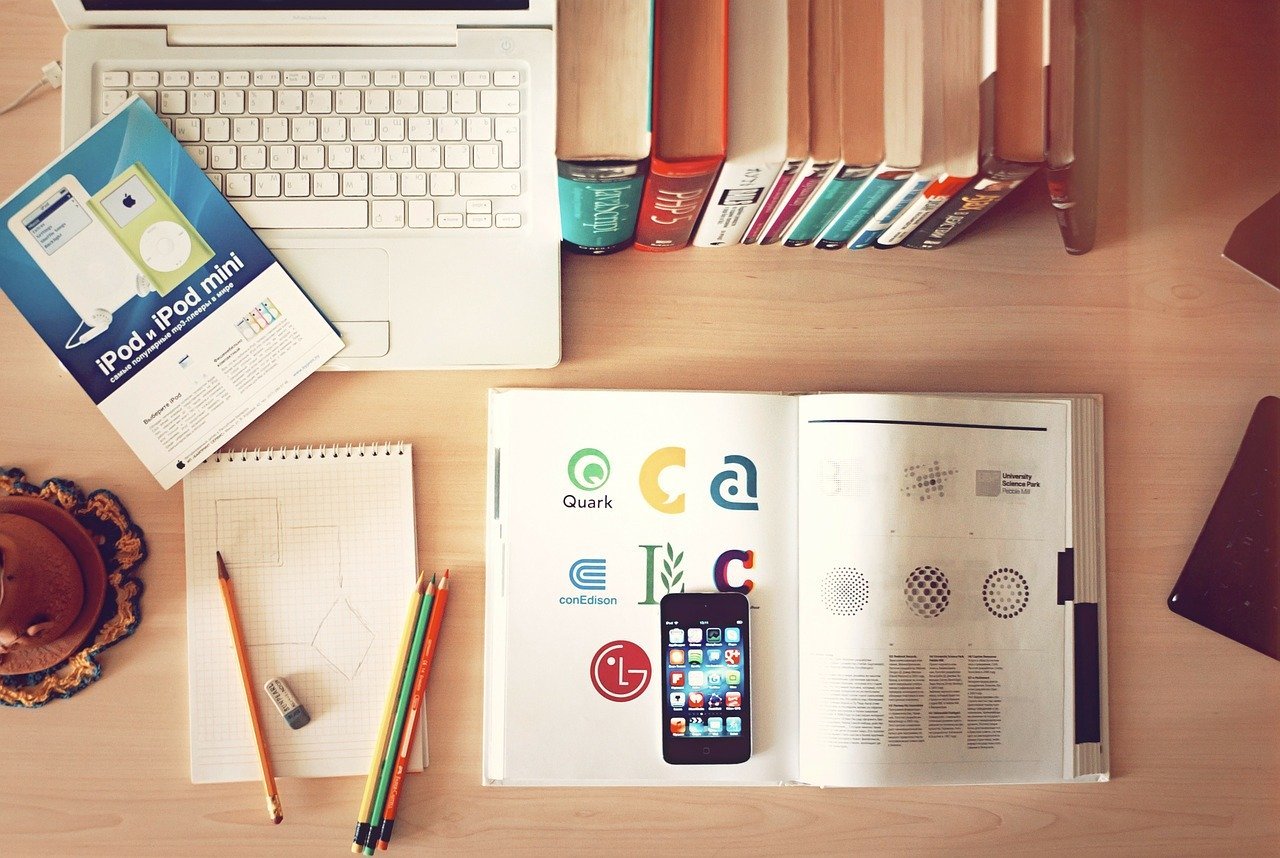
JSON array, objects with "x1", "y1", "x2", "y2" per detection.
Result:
[
  {"x1": 464, "y1": 70, "x2": 491, "y2": 87},
  {"x1": 299, "y1": 145, "x2": 326, "y2": 169},
  {"x1": 255, "y1": 172, "x2": 282, "y2": 197},
  {"x1": 101, "y1": 71, "x2": 129, "y2": 88},
  {"x1": 283, "y1": 71, "x2": 311, "y2": 87},
  {"x1": 378, "y1": 117, "x2": 405, "y2": 142},
  {"x1": 241, "y1": 145, "x2": 267, "y2": 170},
  {"x1": 408, "y1": 199, "x2": 434, "y2": 227},
  {"x1": 306, "y1": 90, "x2": 333, "y2": 114},
  {"x1": 218, "y1": 89, "x2": 245, "y2": 114},
  {"x1": 284, "y1": 172, "x2": 311, "y2": 198},
  {"x1": 349, "y1": 117, "x2": 375, "y2": 142},
  {"x1": 401, "y1": 171, "x2": 427, "y2": 197},
  {"x1": 174, "y1": 117, "x2": 201, "y2": 142},
  {"x1": 291, "y1": 116, "x2": 319, "y2": 142},
  {"x1": 342, "y1": 172, "x2": 369, "y2": 197},
  {"x1": 467, "y1": 213, "x2": 493, "y2": 228},
  {"x1": 327, "y1": 144, "x2": 355, "y2": 169},
  {"x1": 494, "y1": 70, "x2": 521, "y2": 87},
  {"x1": 335, "y1": 90, "x2": 362, "y2": 114},
  {"x1": 495, "y1": 212, "x2": 522, "y2": 228},
  {"x1": 263, "y1": 118, "x2": 290, "y2": 142},
  {"x1": 386, "y1": 144, "x2": 412, "y2": 169},
  {"x1": 321, "y1": 117, "x2": 347, "y2": 141},
  {"x1": 313, "y1": 172, "x2": 340, "y2": 197},
  {"x1": 210, "y1": 145, "x2": 237, "y2": 169},
  {"x1": 444, "y1": 144, "x2": 469, "y2": 169},
  {"x1": 393, "y1": 90, "x2": 419, "y2": 114},
  {"x1": 408, "y1": 117, "x2": 433, "y2": 141},
  {"x1": 466, "y1": 116, "x2": 493, "y2": 141},
  {"x1": 466, "y1": 199, "x2": 492, "y2": 214},
  {"x1": 436, "y1": 212, "x2": 463, "y2": 228},
  {"x1": 223, "y1": 71, "x2": 250, "y2": 87},
  {"x1": 404, "y1": 71, "x2": 431, "y2": 86},
  {"x1": 343, "y1": 70, "x2": 371, "y2": 87},
  {"x1": 248, "y1": 90, "x2": 274, "y2": 114},
  {"x1": 192, "y1": 70, "x2": 220, "y2": 87},
  {"x1": 101, "y1": 90, "x2": 129, "y2": 114},
  {"x1": 204, "y1": 117, "x2": 231, "y2": 142},
  {"x1": 459, "y1": 172, "x2": 519, "y2": 196},
  {"x1": 136, "y1": 91, "x2": 157, "y2": 111},
  {"x1": 371, "y1": 172, "x2": 398, "y2": 197},
  {"x1": 415, "y1": 144, "x2": 441, "y2": 169},
  {"x1": 314, "y1": 70, "x2": 341, "y2": 86},
  {"x1": 278, "y1": 90, "x2": 303, "y2": 115},
  {"x1": 429, "y1": 172, "x2": 456, "y2": 196},
  {"x1": 481, "y1": 90, "x2": 520, "y2": 114},
  {"x1": 374, "y1": 70, "x2": 401, "y2": 87},
  {"x1": 372, "y1": 200, "x2": 405, "y2": 228},
  {"x1": 357, "y1": 145, "x2": 384, "y2": 169},
  {"x1": 253, "y1": 70, "x2": 280, "y2": 87},
  {"x1": 451, "y1": 89, "x2": 477, "y2": 114},
  {"x1": 472, "y1": 143, "x2": 500, "y2": 169},
  {"x1": 436, "y1": 117, "x2": 462, "y2": 141},
  {"x1": 162, "y1": 70, "x2": 190, "y2": 87},
  {"x1": 270, "y1": 145, "x2": 297, "y2": 169},
  {"x1": 364, "y1": 90, "x2": 391, "y2": 114},
  {"x1": 206, "y1": 172, "x2": 223, "y2": 193},
  {"x1": 434, "y1": 70, "x2": 460, "y2": 87},
  {"x1": 189, "y1": 90, "x2": 216, "y2": 114},
  {"x1": 233, "y1": 117, "x2": 260, "y2": 141},
  {"x1": 225, "y1": 172, "x2": 252, "y2": 198},
  {"x1": 233, "y1": 199, "x2": 368, "y2": 229},
  {"x1": 132, "y1": 70, "x2": 159, "y2": 87},
  {"x1": 495, "y1": 117, "x2": 520, "y2": 168},
  {"x1": 421, "y1": 90, "x2": 448, "y2": 114},
  {"x1": 183, "y1": 145, "x2": 209, "y2": 169}
]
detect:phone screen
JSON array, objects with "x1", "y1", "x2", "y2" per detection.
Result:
[{"x1": 660, "y1": 592, "x2": 751, "y2": 764}]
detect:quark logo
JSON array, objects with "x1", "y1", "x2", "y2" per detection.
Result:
[
  {"x1": 568, "y1": 447, "x2": 610, "y2": 491},
  {"x1": 640, "y1": 446, "x2": 685, "y2": 514},
  {"x1": 569, "y1": 557, "x2": 607, "y2": 591},
  {"x1": 714, "y1": 549, "x2": 755, "y2": 595},
  {"x1": 710, "y1": 455, "x2": 759, "y2": 511},
  {"x1": 589, "y1": 640, "x2": 651, "y2": 702}
]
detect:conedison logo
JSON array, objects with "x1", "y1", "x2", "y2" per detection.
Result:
[
  {"x1": 568, "y1": 448, "x2": 611, "y2": 491},
  {"x1": 569, "y1": 557, "x2": 607, "y2": 590}
]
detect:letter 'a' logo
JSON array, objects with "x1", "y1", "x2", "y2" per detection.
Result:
[{"x1": 639, "y1": 447, "x2": 685, "y2": 514}]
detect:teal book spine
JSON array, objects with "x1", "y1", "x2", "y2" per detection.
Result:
[
  {"x1": 813, "y1": 168, "x2": 908, "y2": 249},
  {"x1": 848, "y1": 173, "x2": 932, "y2": 249},
  {"x1": 781, "y1": 165, "x2": 874, "y2": 248},
  {"x1": 557, "y1": 160, "x2": 648, "y2": 255}
]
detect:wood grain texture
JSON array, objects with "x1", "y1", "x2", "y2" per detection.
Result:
[{"x1": 1, "y1": 1, "x2": 1279, "y2": 854}]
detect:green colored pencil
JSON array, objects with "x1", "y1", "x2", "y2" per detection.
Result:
[{"x1": 362, "y1": 575, "x2": 436, "y2": 854}]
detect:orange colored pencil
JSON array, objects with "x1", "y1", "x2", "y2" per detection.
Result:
[
  {"x1": 216, "y1": 551, "x2": 283, "y2": 825},
  {"x1": 375, "y1": 570, "x2": 451, "y2": 850}
]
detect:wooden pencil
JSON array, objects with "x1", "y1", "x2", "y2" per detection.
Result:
[
  {"x1": 215, "y1": 551, "x2": 283, "y2": 825},
  {"x1": 352, "y1": 571, "x2": 428, "y2": 852},
  {"x1": 375, "y1": 570, "x2": 451, "y2": 850}
]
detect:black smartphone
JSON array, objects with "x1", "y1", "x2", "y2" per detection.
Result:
[{"x1": 659, "y1": 592, "x2": 751, "y2": 765}]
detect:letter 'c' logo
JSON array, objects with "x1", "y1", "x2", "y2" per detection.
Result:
[
  {"x1": 639, "y1": 446, "x2": 685, "y2": 514},
  {"x1": 714, "y1": 549, "x2": 755, "y2": 594}
]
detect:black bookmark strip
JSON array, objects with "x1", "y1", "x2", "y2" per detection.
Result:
[
  {"x1": 1057, "y1": 548, "x2": 1075, "y2": 604},
  {"x1": 808, "y1": 419, "x2": 1048, "y2": 432},
  {"x1": 1073, "y1": 603, "x2": 1102, "y2": 744}
]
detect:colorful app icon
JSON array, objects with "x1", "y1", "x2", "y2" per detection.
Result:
[
  {"x1": 668, "y1": 670, "x2": 685, "y2": 687},
  {"x1": 726, "y1": 669, "x2": 741, "y2": 685},
  {"x1": 688, "y1": 670, "x2": 706, "y2": 688},
  {"x1": 707, "y1": 670, "x2": 724, "y2": 687},
  {"x1": 726, "y1": 717, "x2": 742, "y2": 734},
  {"x1": 688, "y1": 649, "x2": 703, "y2": 665},
  {"x1": 670, "y1": 718, "x2": 686, "y2": 735},
  {"x1": 725, "y1": 649, "x2": 741, "y2": 666},
  {"x1": 668, "y1": 649, "x2": 685, "y2": 666},
  {"x1": 726, "y1": 691, "x2": 742, "y2": 708},
  {"x1": 687, "y1": 692, "x2": 705, "y2": 708},
  {"x1": 668, "y1": 628, "x2": 685, "y2": 644},
  {"x1": 687, "y1": 628, "x2": 703, "y2": 645},
  {"x1": 707, "y1": 717, "x2": 724, "y2": 734},
  {"x1": 705, "y1": 648, "x2": 722, "y2": 664},
  {"x1": 707, "y1": 693, "x2": 723, "y2": 708},
  {"x1": 725, "y1": 627, "x2": 741, "y2": 644},
  {"x1": 669, "y1": 691, "x2": 685, "y2": 708},
  {"x1": 706, "y1": 627, "x2": 722, "y2": 644},
  {"x1": 689, "y1": 721, "x2": 705, "y2": 737}
]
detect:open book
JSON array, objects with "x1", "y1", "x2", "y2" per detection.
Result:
[{"x1": 484, "y1": 390, "x2": 1107, "y2": 787}]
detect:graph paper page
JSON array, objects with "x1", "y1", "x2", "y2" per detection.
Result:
[{"x1": 184, "y1": 445, "x2": 424, "y2": 783}]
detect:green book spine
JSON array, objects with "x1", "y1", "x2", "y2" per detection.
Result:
[{"x1": 781, "y1": 165, "x2": 874, "y2": 247}]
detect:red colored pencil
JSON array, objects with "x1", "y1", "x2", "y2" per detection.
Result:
[{"x1": 374, "y1": 570, "x2": 451, "y2": 850}]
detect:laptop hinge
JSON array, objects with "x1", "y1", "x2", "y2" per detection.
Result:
[{"x1": 167, "y1": 24, "x2": 459, "y2": 48}]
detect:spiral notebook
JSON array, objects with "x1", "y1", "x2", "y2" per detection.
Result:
[{"x1": 183, "y1": 443, "x2": 424, "y2": 783}]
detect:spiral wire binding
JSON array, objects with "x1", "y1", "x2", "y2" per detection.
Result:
[{"x1": 208, "y1": 442, "x2": 407, "y2": 465}]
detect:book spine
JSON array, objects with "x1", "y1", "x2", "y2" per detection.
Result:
[
  {"x1": 899, "y1": 158, "x2": 1039, "y2": 249},
  {"x1": 633, "y1": 160, "x2": 723, "y2": 251},
  {"x1": 556, "y1": 160, "x2": 648, "y2": 255},
  {"x1": 781, "y1": 164, "x2": 874, "y2": 248},
  {"x1": 741, "y1": 159, "x2": 802, "y2": 244},
  {"x1": 875, "y1": 174, "x2": 970, "y2": 247},
  {"x1": 813, "y1": 167, "x2": 908, "y2": 250},
  {"x1": 692, "y1": 159, "x2": 785, "y2": 247},
  {"x1": 758, "y1": 158, "x2": 833, "y2": 245},
  {"x1": 848, "y1": 173, "x2": 933, "y2": 249}
]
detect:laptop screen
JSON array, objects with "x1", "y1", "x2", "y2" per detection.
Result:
[{"x1": 81, "y1": 2, "x2": 529, "y2": 9}]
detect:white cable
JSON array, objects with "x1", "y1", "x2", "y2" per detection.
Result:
[{"x1": 0, "y1": 61, "x2": 63, "y2": 117}]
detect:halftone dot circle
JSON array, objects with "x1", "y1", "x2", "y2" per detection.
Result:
[
  {"x1": 904, "y1": 565, "x2": 950, "y2": 618},
  {"x1": 821, "y1": 566, "x2": 870, "y2": 617},
  {"x1": 982, "y1": 567, "x2": 1029, "y2": 619}
]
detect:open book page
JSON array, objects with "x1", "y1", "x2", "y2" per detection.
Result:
[
  {"x1": 794, "y1": 394, "x2": 1073, "y2": 786},
  {"x1": 486, "y1": 390, "x2": 798, "y2": 785}
]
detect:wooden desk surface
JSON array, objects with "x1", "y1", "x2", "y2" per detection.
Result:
[{"x1": 2, "y1": 2, "x2": 1278, "y2": 854}]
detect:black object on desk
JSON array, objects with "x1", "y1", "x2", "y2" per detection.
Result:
[{"x1": 1169, "y1": 396, "x2": 1280, "y2": 660}]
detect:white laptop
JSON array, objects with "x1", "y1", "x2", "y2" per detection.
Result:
[{"x1": 53, "y1": 0, "x2": 561, "y2": 370}]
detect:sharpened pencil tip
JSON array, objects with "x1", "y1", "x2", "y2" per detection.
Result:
[
  {"x1": 416, "y1": 570, "x2": 428, "y2": 593},
  {"x1": 216, "y1": 551, "x2": 229, "y2": 580}
]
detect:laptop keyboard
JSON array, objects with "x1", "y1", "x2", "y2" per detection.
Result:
[{"x1": 97, "y1": 67, "x2": 526, "y2": 231}]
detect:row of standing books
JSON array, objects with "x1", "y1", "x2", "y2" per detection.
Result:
[{"x1": 556, "y1": 0, "x2": 1098, "y2": 256}]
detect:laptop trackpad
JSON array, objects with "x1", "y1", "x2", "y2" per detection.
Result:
[{"x1": 272, "y1": 245, "x2": 390, "y2": 323}]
